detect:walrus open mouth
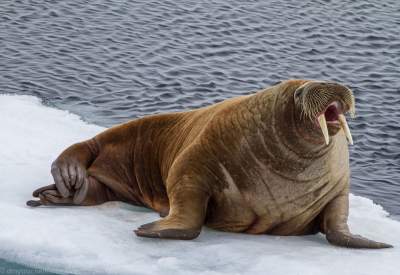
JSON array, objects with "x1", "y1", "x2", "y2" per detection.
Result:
[{"x1": 316, "y1": 101, "x2": 353, "y2": 145}]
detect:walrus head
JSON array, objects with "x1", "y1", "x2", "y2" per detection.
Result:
[{"x1": 293, "y1": 81, "x2": 355, "y2": 145}]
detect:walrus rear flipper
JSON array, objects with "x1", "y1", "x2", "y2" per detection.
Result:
[
  {"x1": 26, "y1": 177, "x2": 115, "y2": 207},
  {"x1": 27, "y1": 184, "x2": 75, "y2": 207}
]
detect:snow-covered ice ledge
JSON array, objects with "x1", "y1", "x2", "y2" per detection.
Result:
[{"x1": 0, "y1": 95, "x2": 398, "y2": 275}]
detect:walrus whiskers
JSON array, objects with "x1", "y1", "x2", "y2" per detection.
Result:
[
  {"x1": 297, "y1": 81, "x2": 356, "y2": 146},
  {"x1": 300, "y1": 84, "x2": 356, "y2": 122}
]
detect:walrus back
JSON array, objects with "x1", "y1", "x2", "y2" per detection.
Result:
[{"x1": 85, "y1": 93, "x2": 263, "y2": 214}]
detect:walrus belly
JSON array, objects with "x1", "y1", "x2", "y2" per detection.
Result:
[
  {"x1": 206, "y1": 193, "x2": 329, "y2": 236},
  {"x1": 205, "y1": 171, "x2": 346, "y2": 236}
]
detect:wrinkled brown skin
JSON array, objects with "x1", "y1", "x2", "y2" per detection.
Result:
[{"x1": 27, "y1": 79, "x2": 392, "y2": 248}]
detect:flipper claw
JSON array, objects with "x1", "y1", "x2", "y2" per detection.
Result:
[{"x1": 26, "y1": 200, "x2": 42, "y2": 207}]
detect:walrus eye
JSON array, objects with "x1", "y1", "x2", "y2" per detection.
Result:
[{"x1": 294, "y1": 88, "x2": 303, "y2": 98}]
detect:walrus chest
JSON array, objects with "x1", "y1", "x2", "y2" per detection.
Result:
[{"x1": 210, "y1": 158, "x2": 347, "y2": 235}]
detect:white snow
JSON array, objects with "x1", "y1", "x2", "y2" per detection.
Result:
[{"x1": 0, "y1": 94, "x2": 399, "y2": 275}]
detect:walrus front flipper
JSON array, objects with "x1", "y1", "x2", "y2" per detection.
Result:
[
  {"x1": 135, "y1": 183, "x2": 210, "y2": 240},
  {"x1": 326, "y1": 231, "x2": 393, "y2": 249},
  {"x1": 135, "y1": 223, "x2": 201, "y2": 240},
  {"x1": 321, "y1": 190, "x2": 393, "y2": 249}
]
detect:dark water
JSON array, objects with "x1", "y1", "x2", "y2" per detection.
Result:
[
  {"x1": 1, "y1": 0, "x2": 399, "y2": 214},
  {"x1": 0, "y1": 259, "x2": 58, "y2": 275}
]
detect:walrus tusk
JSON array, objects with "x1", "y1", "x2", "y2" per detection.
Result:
[
  {"x1": 338, "y1": 114, "x2": 353, "y2": 145},
  {"x1": 317, "y1": 114, "x2": 329, "y2": 145}
]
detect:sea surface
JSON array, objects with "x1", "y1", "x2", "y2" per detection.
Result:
[{"x1": 0, "y1": 0, "x2": 399, "y2": 273}]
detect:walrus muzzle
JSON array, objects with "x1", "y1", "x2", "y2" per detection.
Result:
[{"x1": 294, "y1": 81, "x2": 355, "y2": 145}]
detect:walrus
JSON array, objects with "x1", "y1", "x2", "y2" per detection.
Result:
[{"x1": 27, "y1": 79, "x2": 392, "y2": 248}]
